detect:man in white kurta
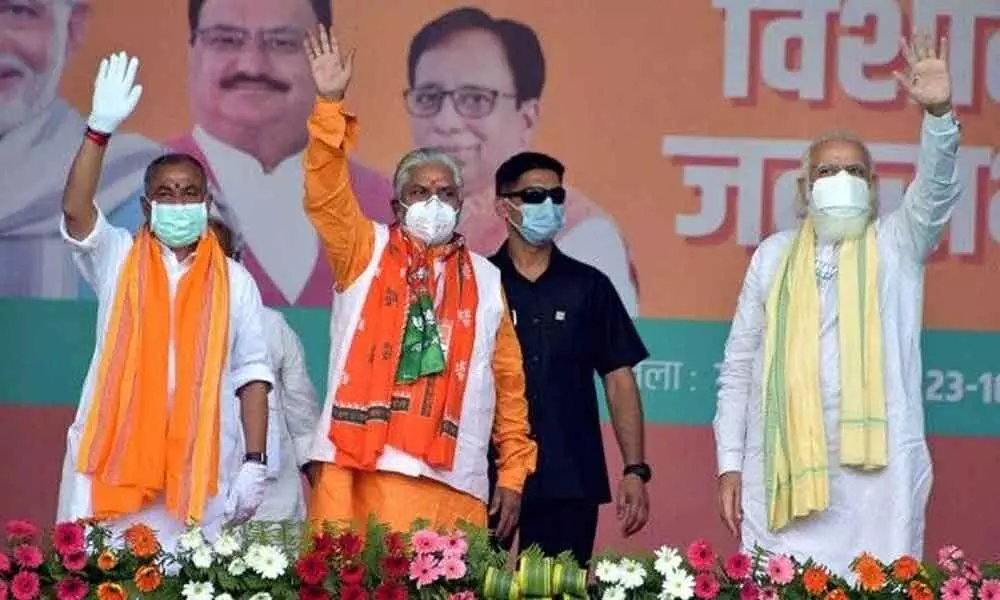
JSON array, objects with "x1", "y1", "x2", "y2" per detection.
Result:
[
  {"x1": 208, "y1": 218, "x2": 322, "y2": 522},
  {"x1": 713, "y1": 35, "x2": 960, "y2": 576},
  {"x1": 56, "y1": 52, "x2": 274, "y2": 552},
  {"x1": 255, "y1": 307, "x2": 321, "y2": 522}
]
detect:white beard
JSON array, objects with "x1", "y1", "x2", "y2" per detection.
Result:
[
  {"x1": 811, "y1": 209, "x2": 872, "y2": 243},
  {"x1": 0, "y1": 13, "x2": 69, "y2": 136}
]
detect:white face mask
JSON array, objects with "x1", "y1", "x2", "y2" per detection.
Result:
[
  {"x1": 402, "y1": 195, "x2": 458, "y2": 245},
  {"x1": 808, "y1": 171, "x2": 873, "y2": 242}
]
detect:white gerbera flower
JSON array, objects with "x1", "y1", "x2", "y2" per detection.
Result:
[
  {"x1": 602, "y1": 586, "x2": 627, "y2": 600},
  {"x1": 248, "y1": 545, "x2": 288, "y2": 580},
  {"x1": 618, "y1": 558, "x2": 647, "y2": 590},
  {"x1": 181, "y1": 581, "x2": 214, "y2": 600},
  {"x1": 192, "y1": 546, "x2": 214, "y2": 569},
  {"x1": 213, "y1": 532, "x2": 240, "y2": 557},
  {"x1": 594, "y1": 559, "x2": 623, "y2": 583},
  {"x1": 654, "y1": 546, "x2": 683, "y2": 576},
  {"x1": 215, "y1": 595, "x2": 234, "y2": 600},
  {"x1": 663, "y1": 570, "x2": 695, "y2": 600},
  {"x1": 227, "y1": 558, "x2": 247, "y2": 576},
  {"x1": 178, "y1": 528, "x2": 206, "y2": 552}
]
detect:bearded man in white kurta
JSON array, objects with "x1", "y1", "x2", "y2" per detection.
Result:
[
  {"x1": 56, "y1": 52, "x2": 273, "y2": 551},
  {"x1": 713, "y1": 33, "x2": 960, "y2": 576}
]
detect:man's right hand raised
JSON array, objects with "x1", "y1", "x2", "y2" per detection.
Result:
[
  {"x1": 87, "y1": 51, "x2": 143, "y2": 135},
  {"x1": 304, "y1": 25, "x2": 355, "y2": 102}
]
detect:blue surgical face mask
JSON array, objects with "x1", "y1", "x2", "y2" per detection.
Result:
[
  {"x1": 513, "y1": 198, "x2": 566, "y2": 246},
  {"x1": 150, "y1": 201, "x2": 208, "y2": 248}
]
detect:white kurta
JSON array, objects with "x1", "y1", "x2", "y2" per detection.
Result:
[
  {"x1": 713, "y1": 112, "x2": 961, "y2": 576},
  {"x1": 55, "y1": 209, "x2": 274, "y2": 551},
  {"x1": 253, "y1": 307, "x2": 320, "y2": 522},
  {"x1": 0, "y1": 99, "x2": 162, "y2": 298}
]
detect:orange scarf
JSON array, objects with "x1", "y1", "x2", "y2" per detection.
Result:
[
  {"x1": 76, "y1": 228, "x2": 230, "y2": 524},
  {"x1": 329, "y1": 226, "x2": 478, "y2": 471}
]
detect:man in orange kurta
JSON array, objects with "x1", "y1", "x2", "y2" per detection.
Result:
[{"x1": 301, "y1": 27, "x2": 536, "y2": 539}]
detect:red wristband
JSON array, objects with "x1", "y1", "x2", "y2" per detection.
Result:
[{"x1": 84, "y1": 127, "x2": 111, "y2": 147}]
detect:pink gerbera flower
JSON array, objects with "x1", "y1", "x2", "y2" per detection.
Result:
[
  {"x1": 54, "y1": 576, "x2": 88, "y2": 600},
  {"x1": 0, "y1": 553, "x2": 9, "y2": 573},
  {"x1": 61, "y1": 550, "x2": 87, "y2": 572},
  {"x1": 940, "y1": 577, "x2": 972, "y2": 600},
  {"x1": 962, "y1": 564, "x2": 981, "y2": 583},
  {"x1": 694, "y1": 573, "x2": 721, "y2": 599},
  {"x1": 686, "y1": 540, "x2": 716, "y2": 571},
  {"x1": 739, "y1": 582, "x2": 758, "y2": 600},
  {"x1": 447, "y1": 593, "x2": 475, "y2": 600},
  {"x1": 766, "y1": 555, "x2": 794, "y2": 585},
  {"x1": 979, "y1": 579, "x2": 1000, "y2": 600},
  {"x1": 409, "y1": 554, "x2": 440, "y2": 588},
  {"x1": 4, "y1": 522, "x2": 37, "y2": 542},
  {"x1": 411, "y1": 530, "x2": 443, "y2": 555},
  {"x1": 758, "y1": 586, "x2": 778, "y2": 600},
  {"x1": 442, "y1": 534, "x2": 468, "y2": 558},
  {"x1": 440, "y1": 556, "x2": 467, "y2": 581},
  {"x1": 14, "y1": 546, "x2": 42, "y2": 569},
  {"x1": 52, "y1": 523, "x2": 86, "y2": 556},
  {"x1": 11, "y1": 571, "x2": 40, "y2": 600},
  {"x1": 724, "y1": 553, "x2": 752, "y2": 581}
]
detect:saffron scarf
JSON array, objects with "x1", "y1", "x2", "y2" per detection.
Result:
[
  {"x1": 762, "y1": 219, "x2": 887, "y2": 531},
  {"x1": 76, "y1": 228, "x2": 230, "y2": 524},
  {"x1": 329, "y1": 225, "x2": 478, "y2": 471}
]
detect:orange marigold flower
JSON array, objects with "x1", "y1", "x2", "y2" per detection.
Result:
[
  {"x1": 134, "y1": 565, "x2": 162, "y2": 593},
  {"x1": 803, "y1": 566, "x2": 830, "y2": 595},
  {"x1": 855, "y1": 555, "x2": 887, "y2": 592},
  {"x1": 97, "y1": 550, "x2": 118, "y2": 571},
  {"x1": 823, "y1": 589, "x2": 848, "y2": 600},
  {"x1": 124, "y1": 524, "x2": 160, "y2": 558},
  {"x1": 908, "y1": 581, "x2": 933, "y2": 600},
  {"x1": 97, "y1": 582, "x2": 126, "y2": 600},
  {"x1": 892, "y1": 556, "x2": 921, "y2": 581}
]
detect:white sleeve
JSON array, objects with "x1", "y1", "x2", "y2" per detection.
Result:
[
  {"x1": 275, "y1": 315, "x2": 321, "y2": 467},
  {"x1": 713, "y1": 247, "x2": 766, "y2": 475},
  {"x1": 881, "y1": 111, "x2": 961, "y2": 262},
  {"x1": 557, "y1": 216, "x2": 639, "y2": 316},
  {"x1": 60, "y1": 207, "x2": 133, "y2": 296},
  {"x1": 229, "y1": 268, "x2": 275, "y2": 392}
]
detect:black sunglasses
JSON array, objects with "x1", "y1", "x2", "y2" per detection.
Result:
[{"x1": 502, "y1": 186, "x2": 566, "y2": 205}]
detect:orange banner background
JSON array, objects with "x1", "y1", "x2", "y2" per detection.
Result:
[{"x1": 54, "y1": 0, "x2": 1000, "y2": 326}]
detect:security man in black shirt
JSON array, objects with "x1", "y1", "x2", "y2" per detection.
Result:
[{"x1": 486, "y1": 152, "x2": 651, "y2": 565}]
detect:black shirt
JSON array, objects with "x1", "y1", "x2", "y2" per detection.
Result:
[{"x1": 488, "y1": 242, "x2": 649, "y2": 504}]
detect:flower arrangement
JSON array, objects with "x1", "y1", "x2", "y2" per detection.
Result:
[
  {"x1": 1, "y1": 518, "x2": 998, "y2": 600},
  {"x1": 592, "y1": 539, "x2": 1000, "y2": 600}
]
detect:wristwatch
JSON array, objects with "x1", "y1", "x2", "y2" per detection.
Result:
[
  {"x1": 623, "y1": 463, "x2": 652, "y2": 483},
  {"x1": 244, "y1": 452, "x2": 268, "y2": 465}
]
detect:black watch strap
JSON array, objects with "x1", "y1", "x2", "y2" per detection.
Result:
[
  {"x1": 244, "y1": 452, "x2": 267, "y2": 465},
  {"x1": 624, "y1": 463, "x2": 652, "y2": 483}
]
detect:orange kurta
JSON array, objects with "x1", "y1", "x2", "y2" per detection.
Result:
[{"x1": 303, "y1": 98, "x2": 536, "y2": 530}]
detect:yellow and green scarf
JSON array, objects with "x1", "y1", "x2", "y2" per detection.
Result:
[{"x1": 762, "y1": 218, "x2": 887, "y2": 531}]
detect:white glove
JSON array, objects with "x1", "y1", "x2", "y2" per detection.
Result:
[
  {"x1": 87, "y1": 51, "x2": 143, "y2": 134},
  {"x1": 225, "y1": 461, "x2": 268, "y2": 524}
]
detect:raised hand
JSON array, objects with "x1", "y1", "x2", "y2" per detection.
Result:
[
  {"x1": 303, "y1": 24, "x2": 355, "y2": 101},
  {"x1": 894, "y1": 32, "x2": 951, "y2": 116},
  {"x1": 87, "y1": 51, "x2": 143, "y2": 134}
]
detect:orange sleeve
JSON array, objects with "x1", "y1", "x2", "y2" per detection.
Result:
[
  {"x1": 303, "y1": 98, "x2": 376, "y2": 290},
  {"x1": 491, "y1": 292, "x2": 537, "y2": 492}
]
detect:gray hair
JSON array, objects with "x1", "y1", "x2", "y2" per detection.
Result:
[
  {"x1": 795, "y1": 130, "x2": 876, "y2": 216},
  {"x1": 392, "y1": 148, "x2": 464, "y2": 200}
]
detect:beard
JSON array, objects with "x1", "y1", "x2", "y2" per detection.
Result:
[
  {"x1": 810, "y1": 208, "x2": 872, "y2": 243},
  {"x1": 0, "y1": 20, "x2": 69, "y2": 136}
]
